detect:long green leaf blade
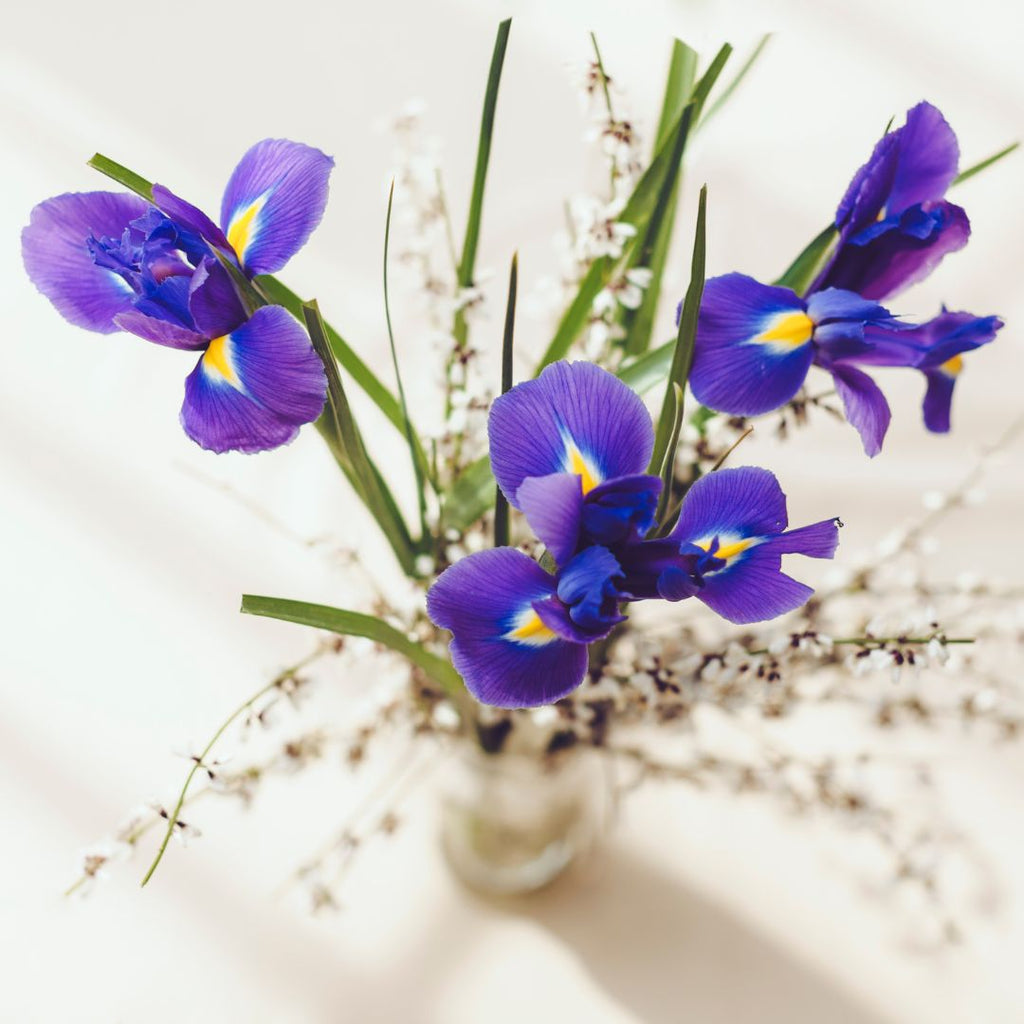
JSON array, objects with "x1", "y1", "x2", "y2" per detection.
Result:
[
  {"x1": 453, "y1": 18, "x2": 512, "y2": 346},
  {"x1": 383, "y1": 180, "x2": 429, "y2": 538},
  {"x1": 241, "y1": 596, "x2": 462, "y2": 695},
  {"x1": 688, "y1": 43, "x2": 733, "y2": 120},
  {"x1": 649, "y1": 185, "x2": 707, "y2": 478},
  {"x1": 443, "y1": 455, "x2": 495, "y2": 533},
  {"x1": 773, "y1": 222, "x2": 837, "y2": 294},
  {"x1": 493, "y1": 253, "x2": 518, "y2": 548},
  {"x1": 304, "y1": 301, "x2": 419, "y2": 575},
  {"x1": 621, "y1": 39, "x2": 698, "y2": 357},
  {"x1": 88, "y1": 153, "x2": 154, "y2": 201},
  {"x1": 617, "y1": 339, "x2": 675, "y2": 394},
  {"x1": 952, "y1": 141, "x2": 1019, "y2": 186},
  {"x1": 700, "y1": 34, "x2": 770, "y2": 126}
]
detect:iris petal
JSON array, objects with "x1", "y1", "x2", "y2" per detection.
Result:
[
  {"x1": 671, "y1": 466, "x2": 789, "y2": 545},
  {"x1": 516, "y1": 473, "x2": 584, "y2": 566},
  {"x1": 426, "y1": 547, "x2": 588, "y2": 708},
  {"x1": 822, "y1": 200, "x2": 970, "y2": 301},
  {"x1": 489, "y1": 361, "x2": 654, "y2": 507},
  {"x1": 22, "y1": 191, "x2": 149, "y2": 333},
  {"x1": 886, "y1": 102, "x2": 960, "y2": 215},
  {"x1": 691, "y1": 274, "x2": 814, "y2": 416},
  {"x1": 112, "y1": 310, "x2": 206, "y2": 350},
  {"x1": 830, "y1": 364, "x2": 892, "y2": 457},
  {"x1": 188, "y1": 257, "x2": 247, "y2": 339},
  {"x1": 180, "y1": 305, "x2": 326, "y2": 453},
  {"x1": 219, "y1": 139, "x2": 334, "y2": 275},
  {"x1": 151, "y1": 184, "x2": 233, "y2": 256},
  {"x1": 697, "y1": 548, "x2": 814, "y2": 624}
]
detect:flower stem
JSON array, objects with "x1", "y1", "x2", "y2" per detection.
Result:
[{"x1": 139, "y1": 646, "x2": 327, "y2": 887}]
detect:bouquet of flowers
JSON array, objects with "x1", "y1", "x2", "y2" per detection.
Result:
[{"x1": 24, "y1": 22, "x2": 1019, "y2": 934}]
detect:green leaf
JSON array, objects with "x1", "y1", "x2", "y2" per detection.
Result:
[
  {"x1": 453, "y1": 18, "x2": 512, "y2": 347},
  {"x1": 655, "y1": 382, "x2": 684, "y2": 523},
  {"x1": 952, "y1": 141, "x2": 1019, "y2": 186},
  {"x1": 774, "y1": 222, "x2": 838, "y2": 295},
  {"x1": 535, "y1": 258, "x2": 611, "y2": 370},
  {"x1": 241, "y1": 595, "x2": 463, "y2": 696},
  {"x1": 648, "y1": 185, "x2": 707, "y2": 480},
  {"x1": 443, "y1": 455, "x2": 494, "y2": 534},
  {"x1": 699, "y1": 34, "x2": 771, "y2": 126},
  {"x1": 621, "y1": 39, "x2": 698, "y2": 357},
  {"x1": 617, "y1": 338, "x2": 675, "y2": 394},
  {"x1": 688, "y1": 43, "x2": 733, "y2": 121},
  {"x1": 304, "y1": 300, "x2": 419, "y2": 575},
  {"x1": 257, "y1": 277, "x2": 429, "y2": 476},
  {"x1": 383, "y1": 180, "x2": 429, "y2": 539},
  {"x1": 87, "y1": 153, "x2": 154, "y2": 201},
  {"x1": 493, "y1": 253, "x2": 518, "y2": 548}
]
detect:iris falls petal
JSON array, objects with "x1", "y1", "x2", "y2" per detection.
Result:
[
  {"x1": 180, "y1": 305, "x2": 327, "y2": 454},
  {"x1": 22, "y1": 191, "x2": 149, "y2": 333},
  {"x1": 690, "y1": 274, "x2": 815, "y2": 415},
  {"x1": 427, "y1": 548, "x2": 589, "y2": 708}
]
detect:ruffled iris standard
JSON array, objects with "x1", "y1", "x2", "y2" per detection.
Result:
[
  {"x1": 22, "y1": 140, "x2": 333, "y2": 453},
  {"x1": 689, "y1": 102, "x2": 1003, "y2": 455},
  {"x1": 428, "y1": 362, "x2": 839, "y2": 708}
]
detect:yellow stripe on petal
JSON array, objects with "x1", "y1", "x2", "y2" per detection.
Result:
[
  {"x1": 697, "y1": 534, "x2": 759, "y2": 566},
  {"x1": 226, "y1": 192, "x2": 270, "y2": 263},
  {"x1": 940, "y1": 354, "x2": 963, "y2": 377},
  {"x1": 755, "y1": 310, "x2": 814, "y2": 352},
  {"x1": 565, "y1": 439, "x2": 600, "y2": 495},
  {"x1": 202, "y1": 334, "x2": 242, "y2": 389},
  {"x1": 506, "y1": 609, "x2": 558, "y2": 647}
]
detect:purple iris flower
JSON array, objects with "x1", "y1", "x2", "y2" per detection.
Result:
[
  {"x1": 22, "y1": 140, "x2": 333, "y2": 453},
  {"x1": 811, "y1": 102, "x2": 969, "y2": 302},
  {"x1": 427, "y1": 362, "x2": 839, "y2": 709},
  {"x1": 690, "y1": 274, "x2": 904, "y2": 456},
  {"x1": 689, "y1": 103, "x2": 1003, "y2": 456}
]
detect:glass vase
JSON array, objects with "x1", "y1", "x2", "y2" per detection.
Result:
[{"x1": 439, "y1": 742, "x2": 607, "y2": 896}]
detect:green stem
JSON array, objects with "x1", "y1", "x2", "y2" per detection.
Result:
[{"x1": 140, "y1": 647, "x2": 326, "y2": 886}]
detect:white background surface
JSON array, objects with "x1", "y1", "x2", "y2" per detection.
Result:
[{"x1": 3, "y1": 0, "x2": 1023, "y2": 1020}]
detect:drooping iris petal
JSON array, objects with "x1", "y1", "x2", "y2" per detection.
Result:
[
  {"x1": 112, "y1": 310, "x2": 207, "y2": 350},
  {"x1": 691, "y1": 274, "x2": 815, "y2": 416},
  {"x1": 22, "y1": 191, "x2": 149, "y2": 333},
  {"x1": 489, "y1": 361, "x2": 654, "y2": 505},
  {"x1": 188, "y1": 257, "x2": 247, "y2": 339},
  {"x1": 671, "y1": 466, "x2": 788, "y2": 544},
  {"x1": 922, "y1": 368, "x2": 957, "y2": 434},
  {"x1": 219, "y1": 139, "x2": 334, "y2": 275},
  {"x1": 151, "y1": 184, "x2": 233, "y2": 256},
  {"x1": 899, "y1": 309, "x2": 1002, "y2": 433},
  {"x1": 426, "y1": 547, "x2": 589, "y2": 708},
  {"x1": 696, "y1": 548, "x2": 814, "y2": 624},
  {"x1": 829, "y1": 363, "x2": 892, "y2": 457},
  {"x1": 822, "y1": 200, "x2": 970, "y2": 301},
  {"x1": 180, "y1": 305, "x2": 327, "y2": 453},
  {"x1": 516, "y1": 473, "x2": 584, "y2": 567}
]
